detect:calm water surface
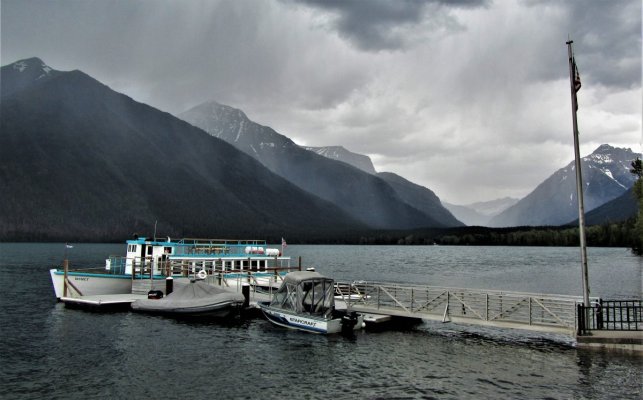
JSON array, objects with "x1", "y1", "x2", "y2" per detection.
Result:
[{"x1": 0, "y1": 243, "x2": 641, "y2": 399}]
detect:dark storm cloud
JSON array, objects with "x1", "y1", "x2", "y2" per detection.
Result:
[
  {"x1": 527, "y1": 0, "x2": 641, "y2": 90},
  {"x1": 294, "y1": 0, "x2": 489, "y2": 51},
  {"x1": 1, "y1": 0, "x2": 640, "y2": 203}
]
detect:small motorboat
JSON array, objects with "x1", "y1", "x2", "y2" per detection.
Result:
[
  {"x1": 258, "y1": 271, "x2": 364, "y2": 334},
  {"x1": 131, "y1": 280, "x2": 245, "y2": 318}
]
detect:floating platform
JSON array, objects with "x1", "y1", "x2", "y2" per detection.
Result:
[
  {"x1": 362, "y1": 313, "x2": 392, "y2": 324},
  {"x1": 61, "y1": 294, "x2": 148, "y2": 310},
  {"x1": 576, "y1": 331, "x2": 643, "y2": 354}
]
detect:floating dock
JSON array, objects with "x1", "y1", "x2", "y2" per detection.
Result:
[
  {"x1": 576, "y1": 331, "x2": 643, "y2": 354},
  {"x1": 61, "y1": 294, "x2": 148, "y2": 310},
  {"x1": 59, "y1": 279, "x2": 641, "y2": 353}
]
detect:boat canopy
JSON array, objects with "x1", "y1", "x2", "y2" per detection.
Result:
[{"x1": 270, "y1": 271, "x2": 335, "y2": 316}]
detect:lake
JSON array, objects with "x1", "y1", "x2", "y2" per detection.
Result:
[{"x1": 0, "y1": 243, "x2": 640, "y2": 399}]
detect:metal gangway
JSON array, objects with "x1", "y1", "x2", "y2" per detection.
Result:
[{"x1": 336, "y1": 281, "x2": 592, "y2": 335}]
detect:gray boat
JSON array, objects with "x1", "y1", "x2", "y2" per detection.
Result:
[{"x1": 131, "y1": 280, "x2": 245, "y2": 318}]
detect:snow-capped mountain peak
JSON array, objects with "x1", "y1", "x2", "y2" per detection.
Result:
[
  {"x1": 304, "y1": 146, "x2": 377, "y2": 174},
  {"x1": 488, "y1": 144, "x2": 639, "y2": 227},
  {"x1": 11, "y1": 57, "x2": 53, "y2": 77},
  {"x1": 580, "y1": 144, "x2": 636, "y2": 189},
  {"x1": 1, "y1": 57, "x2": 61, "y2": 99}
]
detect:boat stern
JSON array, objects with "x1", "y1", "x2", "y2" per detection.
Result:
[{"x1": 50, "y1": 268, "x2": 64, "y2": 300}]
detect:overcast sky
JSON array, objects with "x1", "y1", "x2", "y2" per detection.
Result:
[{"x1": 2, "y1": 0, "x2": 641, "y2": 204}]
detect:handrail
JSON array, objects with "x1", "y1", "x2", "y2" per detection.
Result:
[
  {"x1": 577, "y1": 300, "x2": 642, "y2": 334},
  {"x1": 336, "y1": 281, "x2": 594, "y2": 334}
]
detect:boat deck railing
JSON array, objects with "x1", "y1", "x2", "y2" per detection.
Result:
[
  {"x1": 176, "y1": 238, "x2": 268, "y2": 246},
  {"x1": 103, "y1": 255, "x2": 300, "y2": 282},
  {"x1": 173, "y1": 238, "x2": 271, "y2": 257},
  {"x1": 64, "y1": 263, "x2": 128, "y2": 276}
]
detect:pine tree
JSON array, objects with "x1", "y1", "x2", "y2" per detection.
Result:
[{"x1": 630, "y1": 158, "x2": 642, "y2": 255}]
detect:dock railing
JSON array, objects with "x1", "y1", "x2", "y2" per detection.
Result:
[
  {"x1": 576, "y1": 300, "x2": 642, "y2": 335},
  {"x1": 336, "y1": 281, "x2": 593, "y2": 334}
]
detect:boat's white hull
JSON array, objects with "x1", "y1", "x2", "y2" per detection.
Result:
[
  {"x1": 50, "y1": 269, "x2": 132, "y2": 299},
  {"x1": 259, "y1": 302, "x2": 364, "y2": 334},
  {"x1": 50, "y1": 269, "x2": 282, "y2": 300}
]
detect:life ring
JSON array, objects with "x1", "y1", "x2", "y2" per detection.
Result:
[{"x1": 197, "y1": 269, "x2": 207, "y2": 280}]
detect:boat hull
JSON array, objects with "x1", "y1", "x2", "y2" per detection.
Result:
[
  {"x1": 131, "y1": 300, "x2": 243, "y2": 318},
  {"x1": 50, "y1": 269, "x2": 133, "y2": 299},
  {"x1": 258, "y1": 302, "x2": 364, "y2": 334}
]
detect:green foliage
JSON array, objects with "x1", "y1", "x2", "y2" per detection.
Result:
[
  {"x1": 630, "y1": 158, "x2": 643, "y2": 255},
  {"x1": 630, "y1": 157, "x2": 643, "y2": 178},
  {"x1": 633, "y1": 185, "x2": 643, "y2": 254},
  {"x1": 353, "y1": 222, "x2": 640, "y2": 248}
]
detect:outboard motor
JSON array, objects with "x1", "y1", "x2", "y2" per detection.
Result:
[
  {"x1": 341, "y1": 311, "x2": 359, "y2": 334},
  {"x1": 147, "y1": 290, "x2": 164, "y2": 299}
]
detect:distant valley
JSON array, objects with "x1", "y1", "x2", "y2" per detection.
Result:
[
  {"x1": 298, "y1": 140, "x2": 639, "y2": 228},
  {"x1": 443, "y1": 198, "x2": 519, "y2": 227},
  {"x1": 179, "y1": 101, "x2": 463, "y2": 229}
]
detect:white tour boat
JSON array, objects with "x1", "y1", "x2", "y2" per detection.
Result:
[{"x1": 50, "y1": 236, "x2": 295, "y2": 300}]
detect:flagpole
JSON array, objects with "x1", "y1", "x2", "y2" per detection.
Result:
[{"x1": 566, "y1": 39, "x2": 590, "y2": 307}]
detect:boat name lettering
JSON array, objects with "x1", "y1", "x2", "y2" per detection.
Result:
[
  {"x1": 290, "y1": 317, "x2": 316, "y2": 326},
  {"x1": 74, "y1": 277, "x2": 89, "y2": 281}
]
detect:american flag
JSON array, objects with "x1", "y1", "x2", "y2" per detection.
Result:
[
  {"x1": 572, "y1": 56, "x2": 581, "y2": 110},
  {"x1": 281, "y1": 237, "x2": 287, "y2": 248},
  {"x1": 572, "y1": 57, "x2": 581, "y2": 92}
]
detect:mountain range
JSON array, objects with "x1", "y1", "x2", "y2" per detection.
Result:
[
  {"x1": 179, "y1": 101, "x2": 463, "y2": 229},
  {"x1": 1, "y1": 57, "x2": 638, "y2": 242},
  {"x1": 304, "y1": 146, "x2": 377, "y2": 174},
  {"x1": 571, "y1": 186, "x2": 638, "y2": 226},
  {"x1": 299, "y1": 140, "x2": 639, "y2": 227},
  {"x1": 301, "y1": 142, "x2": 640, "y2": 227},
  {"x1": 0, "y1": 58, "x2": 370, "y2": 241},
  {"x1": 489, "y1": 144, "x2": 639, "y2": 227}
]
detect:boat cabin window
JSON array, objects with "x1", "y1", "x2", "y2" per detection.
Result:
[
  {"x1": 163, "y1": 246, "x2": 172, "y2": 254},
  {"x1": 147, "y1": 247, "x2": 153, "y2": 255},
  {"x1": 127, "y1": 244, "x2": 137, "y2": 253}
]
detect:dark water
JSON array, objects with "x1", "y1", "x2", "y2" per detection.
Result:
[{"x1": 0, "y1": 243, "x2": 641, "y2": 399}]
